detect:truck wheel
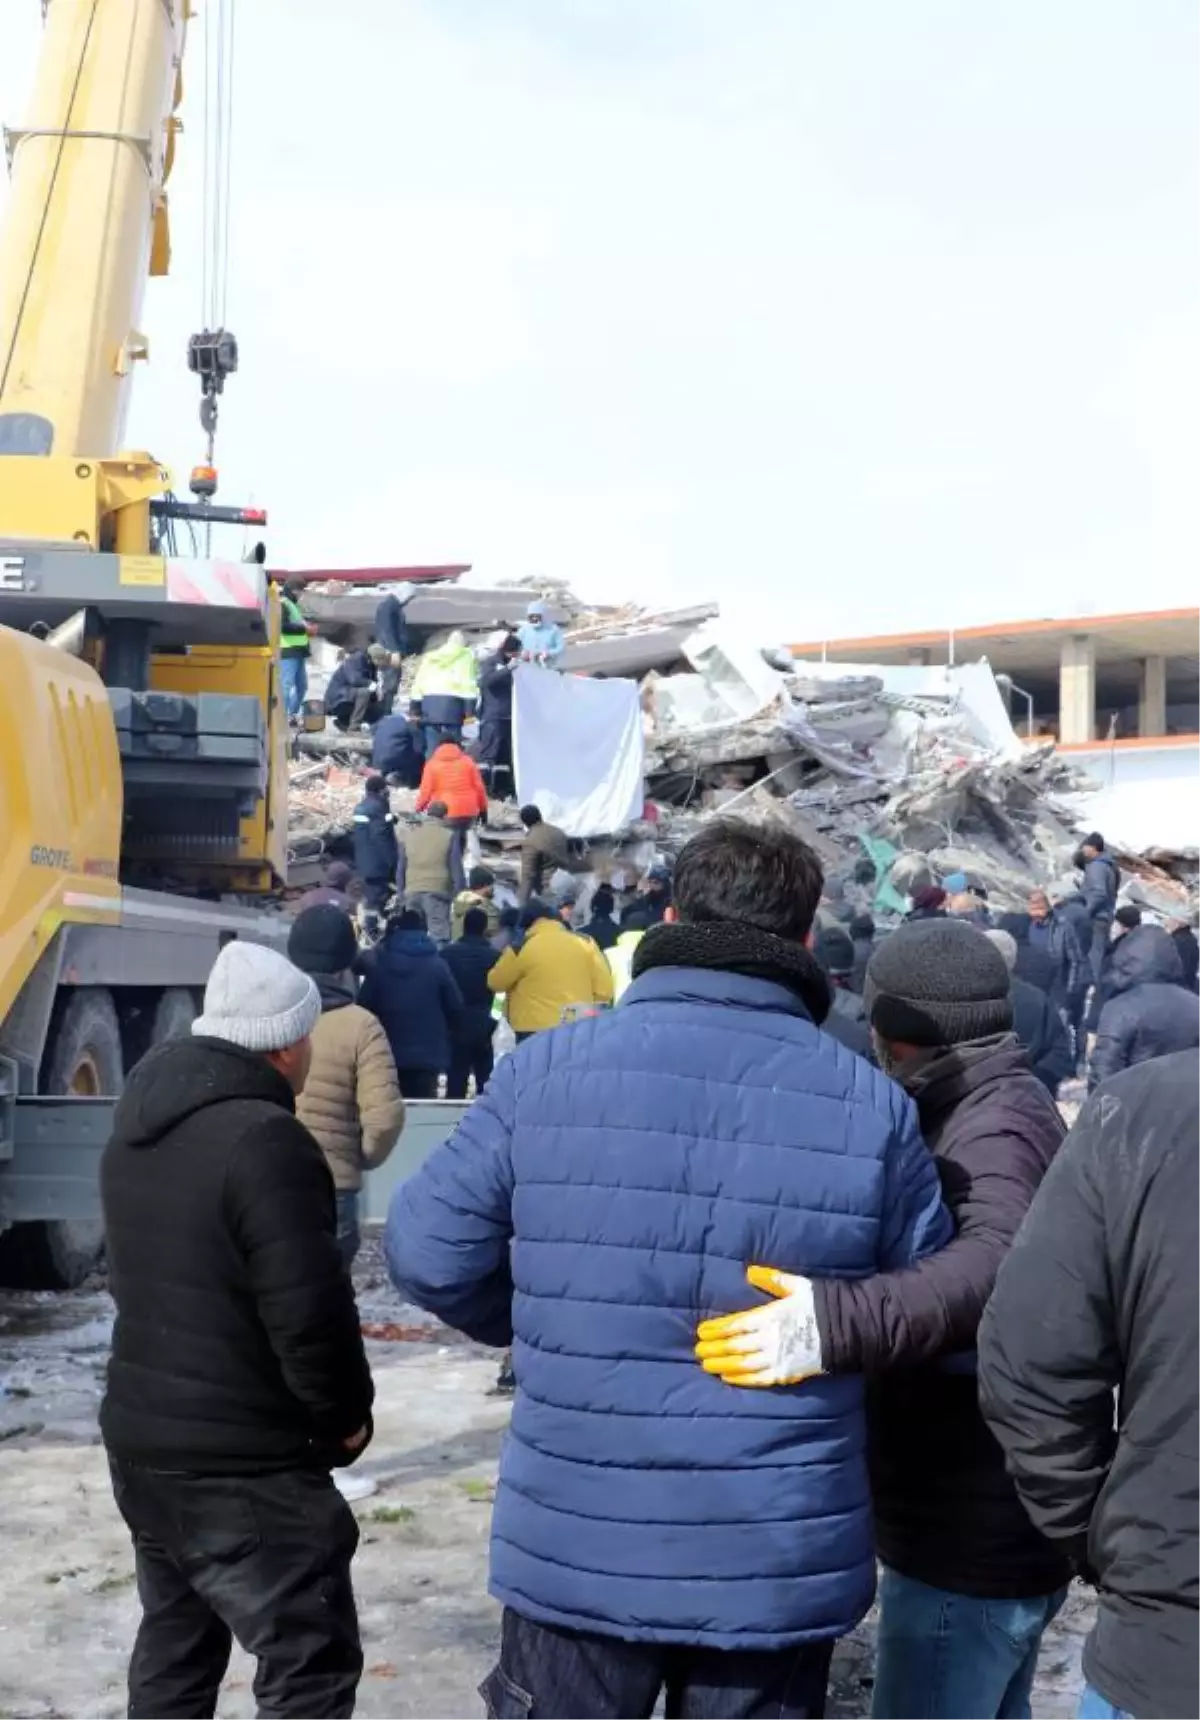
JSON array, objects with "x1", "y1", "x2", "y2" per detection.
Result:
[
  {"x1": 150, "y1": 988, "x2": 197, "y2": 1046},
  {"x1": 0, "y1": 989, "x2": 123, "y2": 1291}
]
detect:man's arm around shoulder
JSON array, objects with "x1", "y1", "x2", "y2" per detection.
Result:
[{"x1": 385, "y1": 1053, "x2": 518, "y2": 1345}]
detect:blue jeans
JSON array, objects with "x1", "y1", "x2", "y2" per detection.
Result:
[
  {"x1": 872, "y1": 1567, "x2": 1067, "y2": 1719},
  {"x1": 1077, "y1": 1688, "x2": 1130, "y2": 1719},
  {"x1": 335, "y1": 1190, "x2": 360, "y2": 1270},
  {"x1": 281, "y1": 654, "x2": 308, "y2": 717}
]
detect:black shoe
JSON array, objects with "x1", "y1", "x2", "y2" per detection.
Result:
[{"x1": 489, "y1": 1365, "x2": 516, "y2": 1399}]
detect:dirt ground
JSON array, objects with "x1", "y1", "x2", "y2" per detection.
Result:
[{"x1": 0, "y1": 1235, "x2": 1094, "y2": 1720}]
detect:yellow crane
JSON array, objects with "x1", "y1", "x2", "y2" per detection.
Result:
[{"x1": 0, "y1": 0, "x2": 290, "y2": 1287}]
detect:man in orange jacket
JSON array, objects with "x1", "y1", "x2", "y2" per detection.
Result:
[{"x1": 416, "y1": 741, "x2": 489, "y2": 830}]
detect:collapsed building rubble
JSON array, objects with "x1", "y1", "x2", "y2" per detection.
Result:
[{"x1": 286, "y1": 577, "x2": 1196, "y2": 918}]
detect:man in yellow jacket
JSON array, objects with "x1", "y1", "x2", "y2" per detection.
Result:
[{"x1": 488, "y1": 901, "x2": 614, "y2": 1039}]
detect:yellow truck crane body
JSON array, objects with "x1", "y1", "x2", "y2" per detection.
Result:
[{"x1": 0, "y1": 1, "x2": 290, "y2": 1289}]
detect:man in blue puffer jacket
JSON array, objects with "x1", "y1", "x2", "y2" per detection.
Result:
[{"x1": 385, "y1": 819, "x2": 951, "y2": 1719}]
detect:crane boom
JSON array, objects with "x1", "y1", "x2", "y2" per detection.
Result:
[{"x1": 0, "y1": 0, "x2": 186, "y2": 547}]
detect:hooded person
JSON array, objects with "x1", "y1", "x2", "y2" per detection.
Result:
[
  {"x1": 408, "y1": 629, "x2": 480, "y2": 755},
  {"x1": 370, "y1": 711, "x2": 424, "y2": 790},
  {"x1": 985, "y1": 928, "x2": 1074, "y2": 1097},
  {"x1": 100, "y1": 940, "x2": 374, "y2": 1719},
  {"x1": 1088, "y1": 922, "x2": 1200, "y2": 1090},
  {"x1": 296, "y1": 859, "x2": 356, "y2": 916},
  {"x1": 288, "y1": 906, "x2": 405, "y2": 1267},
  {"x1": 323, "y1": 648, "x2": 377, "y2": 732},
  {"x1": 517, "y1": 600, "x2": 564, "y2": 667},
  {"x1": 698, "y1": 917, "x2": 1070, "y2": 1720},
  {"x1": 385, "y1": 818, "x2": 951, "y2": 1719},
  {"x1": 359, "y1": 907, "x2": 464, "y2": 1098}
]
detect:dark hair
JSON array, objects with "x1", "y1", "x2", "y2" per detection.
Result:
[
  {"x1": 366, "y1": 774, "x2": 388, "y2": 796},
  {"x1": 325, "y1": 860, "x2": 353, "y2": 890},
  {"x1": 1114, "y1": 904, "x2": 1142, "y2": 931},
  {"x1": 392, "y1": 906, "x2": 426, "y2": 933},
  {"x1": 468, "y1": 866, "x2": 495, "y2": 890},
  {"x1": 1084, "y1": 831, "x2": 1105, "y2": 852},
  {"x1": 462, "y1": 907, "x2": 489, "y2": 937},
  {"x1": 519, "y1": 898, "x2": 555, "y2": 930},
  {"x1": 591, "y1": 884, "x2": 615, "y2": 915},
  {"x1": 520, "y1": 804, "x2": 543, "y2": 828},
  {"x1": 426, "y1": 800, "x2": 448, "y2": 819},
  {"x1": 849, "y1": 912, "x2": 875, "y2": 939},
  {"x1": 619, "y1": 902, "x2": 656, "y2": 932},
  {"x1": 498, "y1": 905, "x2": 521, "y2": 930},
  {"x1": 815, "y1": 924, "x2": 855, "y2": 978},
  {"x1": 672, "y1": 819, "x2": 823, "y2": 943},
  {"x1": 500, "y1": 633, "x2": 522, "y2": 656}
]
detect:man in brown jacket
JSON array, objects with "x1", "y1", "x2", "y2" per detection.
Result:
[
  {"x1": 518, "y1": 803, "x2": 589, "y2": 902},
  {"x1": 397, "y1": 801, "x2": 466, "y2": 945},
  {"x1": 288, "y1": 906, "x2": 405, "y2": 1265}
]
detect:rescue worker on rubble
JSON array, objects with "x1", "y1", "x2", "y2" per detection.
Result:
[
  {"x1": 1000, "y1": 887, "x2": 1087, "y2": 1015},
  {"x1": 518, "y1": 804, "x2": 589, "y2": 902},
  {"x1": 408, "y1": 630, "x2": 479, "y2": 756},
  {"x1": 385, "y1": 819, "x2": 951, "y2": 1719},
  {"x1": 477, "y1": 633, "x2": 521, "y2": 798},
  {"x1": 351, "y1": 775, "x2": 399, "y2": 917},
  {"x1": 517, "y1": 599, "x2": 564, "y2": 667},
  {"x1": 278, "y1": 579, "x2": 316, "y2": 721},
  {"x1": 985, "y1": 929, "x2": 1074, "y2": 1097},
  {"x1": 396, "y1": 800, "x2": 466, "y2": 945},
  {"x1": 487, "y1": 898, "x2": 613, "y2": 1038},
  {"x1": 323, "y1": 647, "x2": 377, "y2": 732},
  {"x1": 370, "y1": 710, "x2": 424, "y2": 789},
  {"x1": 1074, "y1": 831, "x2": 1120, "y2": 995},
  {"x1": 415, "y1": 737, "x2": 489, "y2": 831},
  {"x1": 369, "y1": 592, "x2": 412, "y2": 716},
  {"x1": 698, "y1": 916, "x2": 1070, "y2": 1720},
  {"x1": 101, "y1": 942, "x2": 373, "y2": 1717}
]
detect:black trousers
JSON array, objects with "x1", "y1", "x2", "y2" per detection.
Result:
[
  {"x1": 482, "y1": 1609, "x2": 834, "y2": 1719},
  {"x1": 108, "y1": 1457, "x2": 361, "y2": 1719},
  {"x1": 397, "y1": 1067, "x2": 439, "y2": 1099},
  {"x1": 446, "y1": 1033, "x2": 495, "y2": 1099}
]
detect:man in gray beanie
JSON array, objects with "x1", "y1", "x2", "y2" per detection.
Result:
[
  {"x1": 698, "y1": 918, "x2": 1070, "y2": 1719},
  {"x1": 101, "y1": 939, "x2": 374, "y2": 1719}
]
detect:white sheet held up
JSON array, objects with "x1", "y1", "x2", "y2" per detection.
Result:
[{"x1": 512, "y1": 667, "x2": 645, "y2": 837}]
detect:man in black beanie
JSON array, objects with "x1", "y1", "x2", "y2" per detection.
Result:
[{"x1": 699, "y1": 918, "x2": 1070, "y2": 1719}]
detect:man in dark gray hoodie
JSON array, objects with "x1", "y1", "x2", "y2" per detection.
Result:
[{"x1": 1076, "y1": 831, "x2": 1119, "y2": 994}]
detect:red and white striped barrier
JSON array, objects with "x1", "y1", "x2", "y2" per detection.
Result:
[{"x1": 166, "y1": 559, "x2": 267, "y2": 611}]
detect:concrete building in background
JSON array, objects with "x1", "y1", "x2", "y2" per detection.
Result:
[{"x1": 790, "y1": 608, "x2": 1199, "y2": 853}]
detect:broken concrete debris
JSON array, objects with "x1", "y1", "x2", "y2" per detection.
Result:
[{"x1": 287, "y1": 579, "x2": 1196, "y2": 916}]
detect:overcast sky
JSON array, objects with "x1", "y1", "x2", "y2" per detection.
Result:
[{"x1": 1, "y1": 0, "x2": 1195, "y2": 639}]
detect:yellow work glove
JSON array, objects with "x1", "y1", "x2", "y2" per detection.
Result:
[{"x1": 695, "y1": 1265, "x2": 824, "y2": 1388}]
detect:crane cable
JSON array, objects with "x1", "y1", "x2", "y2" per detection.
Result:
[
  {"x1": 0, "y1": 0, "x2": 102, "y2": 402},
  {"x1": 199, "y1": 0, "x2": 238, "y2": 332}
]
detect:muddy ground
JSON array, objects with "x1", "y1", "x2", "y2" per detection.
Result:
[{"x1": 0, "y1": 1236, "x2": 1094, "y2": 1719}]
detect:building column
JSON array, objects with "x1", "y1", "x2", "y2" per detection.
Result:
[
  {"x1": 1059, "y1": 634, "x2": 1095, "y2": 744},
  {"x1": 1138, "y1": 655, "x2": 1167, "y2": 737}
]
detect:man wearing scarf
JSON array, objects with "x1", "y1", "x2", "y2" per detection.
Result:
[{"x1": 384, "y1": 818, "x2": 950, "y2": 1719}]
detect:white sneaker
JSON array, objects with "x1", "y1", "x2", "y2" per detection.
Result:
[{"x1": 333, "y1": 1472, "x2": 377, "y2": 1502}]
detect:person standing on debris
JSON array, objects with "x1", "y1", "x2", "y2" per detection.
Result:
[
  {"x1": 905, "y1": 883, "x2": 947, "y2": 921},
  {"x1": 351, "y1": 774, "x2": 399, "y2": 917},
  {"x1": 101, "y1": 941, "x2": 373, "y2": 1719},
  {"x1": 360, "y1": 907, "x2": 463, "y2": 1098},
  {"x1": 488, "y1": 899, "x2": 614, "y2": 1038},
  {"x1": 371, "y1": 591, "x2": 412, "y2": 716},
  {"x1": 478, "y1": 632, "x2": 521, "y2": 798},
  {"x1": 978, "y1": 1052, "x2": 1199, "y2": 1720},
  {"x1": 1088, "y1": 922, "x2": 1200, "y2": 1090},
  {"x1": 517, "y1": 599, "x2": 564, "y2": 667},
  {"x1": 415, "y1": 737, "x2": 489, "y2": 830},
  {"x1": 814, "y1": 924, "x2": 871, "y2": 1059},
  {"x1": 985, "y1": 929, "x2": 1074, "y2": 1097},
  {"x1": 370, "y1": 710, "x2": 424, "y2": 790},
  {"x1": 395, "y1": 801, "x2": 465, "y2": 946},
  {"x1": 385, "y1": 819, "x2": 951, "y2": 1720},
  {"x1": 408, "y1": 629, "x2": 479, "y2": 755},
  {"x1": 323, "y1": 646, "x2": 377, "y2": 732},
  {"x1": 288, "y1": 907, "x2": 405, "y2": 1267},
  {"x1": 1006, "y1": 887, "x2": 1087, "y2": 1012},
  {"x1": 849, "y1": 912, "x2": 876, "y2": 994},
  {"x1": 442, "y1": 907, "x2": 501, "y2": 1099},
  {"x1": 518, "y1": 804, "x2": 588, "y2": 902},
  {"x1": 1076, "y1": 830, "x2": 1120, "y2": 992},
  {"x1": 452, "y1": 865, "x2": 501, "y2": 943},
  {"x1": 944, "y1": 872, "x2": 992, "y2": 926},
  {"x1": 278, "y1": 579, "x2": 316, "y2": 721},
  {"x1": 580, "y1": 883, "x2": 620, "y2": 951},
  {"x1": 1167, "y1": 913, "x2": 1200, "y2": 991},
  {"x1": 297, "y1": 859, "x2": 356, "y2": 916},
  {"x1": 698, "y1": 917, "x2": 1070, "y2": 1720}
]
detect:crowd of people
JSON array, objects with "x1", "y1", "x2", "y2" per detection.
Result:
[{"x1": 95, "y1": 810, "x2": 1197, "y2": 1720}]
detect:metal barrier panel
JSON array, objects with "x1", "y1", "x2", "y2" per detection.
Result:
[{"x1": 361, "y1": 1100, "x2": 469, "y2": 1224}]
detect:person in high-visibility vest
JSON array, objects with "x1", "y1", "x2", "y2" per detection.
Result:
[
  {"x1": 278, "y1": 581, "x2": 314, "y2": 719},
  {"x1": 606, "y1": 908, "x2": 655, "y2": 1001}
]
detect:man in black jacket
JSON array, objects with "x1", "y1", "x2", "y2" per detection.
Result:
[
  {"x1": 101, "y1": 939, "x2": 374, "y2": 1719},
  {"x1": 351, "y1": 774, "x2": 399, "y2": 916},
  {"x1": 442, "y1": 907, "x2": 500, "y2": 1098},
  {"x1": 477, "y1": 633, "x2": 520, "y2": 798},
  {"x1": 1076, "y1": 830, "x2": 1120, "y2": 992},
  {"x1": 813, "y1": 924, "x2": 871, "y2": 1059},
  {"x1": 1089, "y1": 921, "x2": 1200, "y2": 1089},
  {"x1": 698, "y1": 919, "x2": 1069, "y2": 1719},
  {"x1": 979, "y1": 1053, "x2": 1198, "y2": 1720},
  {"x1": 986, "y1": 929, "x2": 1074, "y2": 1096}
]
